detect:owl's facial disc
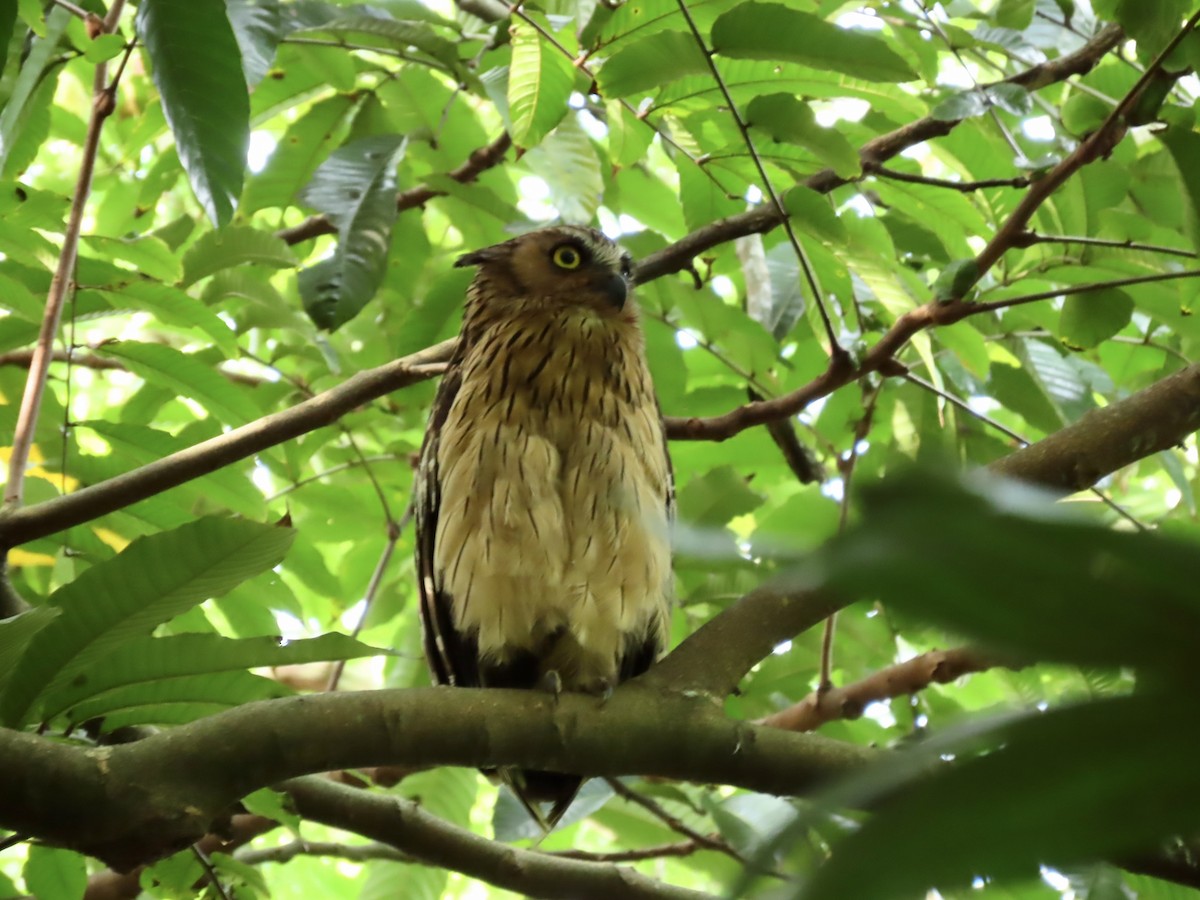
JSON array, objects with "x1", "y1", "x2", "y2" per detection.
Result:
[{"x1": 547, "y1": 237, "x2": 630, "y2": 310}]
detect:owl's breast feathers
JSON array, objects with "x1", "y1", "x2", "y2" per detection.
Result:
[{"x1": 418, "y1": 302, "x2": 673, "y2": 694}]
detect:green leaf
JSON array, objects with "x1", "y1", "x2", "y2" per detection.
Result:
[
  {"x1": 0, "y1": 1, "x2": 14, "y2": 76},
  {"x1": 994, "y1": 0, "x2": 1035, "y2": 28},
  {"x1": 226, "y1": 0, "x2": 284, "y2": 87},
  {"x1": 96, "y1": 341, "x2": 263, "y2": 425},
  {"x1": 180, "y1": 224, "x2": 298, "y2": 287},
  {"x1": 815, "y1": 470, "x2": 1200, "y2": 673},
  {"x1": 508, "y1": 14, "x2": 575, "y2": 148},
  {"x1": 74, "y1": 420, "x2": 266, "y2": 518},
  {"x1": 137, "y1": 0, "x2": 249, "y2": 225},
  {"x1": 63, "y1": 670, "x2": 291, "y2": 725},
  {"x1": 241, "y1": 94, "x2": 359, "y2": 214},
  {"x1": 1058, "y1": 288, "x2": 1133, "y2": 350},
  {"x1": 798, "y1": 693, "x2": 1200, "y2": 900},
  {"x1": 710, "y1": 4, "x2": 916, "y2": 83},
  {"x1": 0, "y1": 607, "x2": 59, "y2": 697},
  {"x1": 521, "y1": 115, "x2": 602, "y2": 223},
  {"x1": 1159, "y1": 125, "x2": 1200, "y2": 253},
  {"x1": 597, "y1": 30, "x2": 709, "y2": 98},
  {"x1": 83, "y1": 32, "x2": 126, "y2": 64},
  {"x1": 0, "y1": 518, "x2": 294, "y2": 727},
  {"x1": 931, "y1": 258, "x2": 979, "y2": 302},
  {"x1": 605, "y1": 99, "x2": 653, "y2": 168},
  {"x1": 98, "y1": 282, "x2": 239, "y2": 358},
  {"x1": 295, "y1": 14, "x2": 460, "y2": 69},
  {"x1": 40, "y1": 633, "x2": 384, "y2": 719},
  {"x1": 677, "y1": 157, "x2": 741, "y2": 233},
  {"x1": 677, "y1": 466, "x2": 764, "y2": 528},
  {"x1": 782, "y1": 185, "x2": 846, "y2": 244},
  {"x1": 0, "y1": 6, "x2": 69, "y2": 174},
  {"x1": 23, "y1": 845, "x2": 87, "y2": 900},
  {"x1": 297, "y1": 134, "x2": 406, "y2": 330},
  {"x1": 1061, "y1": 92, "x2": 1112, "y2": 137},
  {"x1": 745, "y1": 94, "x2": 861, "y2": 179}
]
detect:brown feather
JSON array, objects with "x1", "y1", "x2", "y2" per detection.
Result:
[{"x1": 415, "y1": 226, "x2": 674, "y2": 829}]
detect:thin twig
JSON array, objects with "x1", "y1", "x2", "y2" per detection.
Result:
[
  {"x1": 325, "y1": 511, "x2": 407, "y2": 692},
  {"x1": 873, "y1": 166, "x2": 1031, "y2": 192},
  {"x1": 1012, "y1": 231, "x2": 1197, "y2": 259},
  {"x1": 604, "y1": 778, "x2": 747, "y2": 866},
  {"x1": 190, "y1": 844, "x2": 232, "y2": 900},
  {"x1": 5, "y1": 1, "x2": 126, "y2": 507},
  {"x1": 903, "y1": 370, "x2": 1148, "y2": 530},
  {"x1": 674, "y1": 0, "x2": 841, "y2": 359},
  {"x1": 975, "y1": 267, "x2": 1200, "y2": 313},
  {"x1": 757, "y1": 646, "x2": 1012, "y2": 733}
]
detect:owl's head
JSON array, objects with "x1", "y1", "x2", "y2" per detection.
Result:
[{"x1": 455, "y1": 225, "x2": 634, "y2": 312}]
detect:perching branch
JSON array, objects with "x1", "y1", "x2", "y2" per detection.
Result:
[{"x1": 0, "y1": 685, "x2": 873, "y2": 871}]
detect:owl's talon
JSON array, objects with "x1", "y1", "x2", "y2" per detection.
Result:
[{"x1": 539, "y1": 670, "x2": 563, "y2": 698}]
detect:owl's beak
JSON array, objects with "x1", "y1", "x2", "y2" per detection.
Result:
[{"x1": 594, "y1": 271, "x2": 628, "y2": 310}]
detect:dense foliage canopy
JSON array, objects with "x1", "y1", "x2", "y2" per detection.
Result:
[{"x1": 1, "y1": 0, "x2": 1199, "y2": 898}]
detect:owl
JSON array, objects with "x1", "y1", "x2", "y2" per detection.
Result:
[{"x1": 414, "y1": 225, "x2": 674, "y2": 829}]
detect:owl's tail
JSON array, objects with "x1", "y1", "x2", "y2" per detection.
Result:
[{"x1": 504, "y1": 769, "x2": 582, "y2": 832}]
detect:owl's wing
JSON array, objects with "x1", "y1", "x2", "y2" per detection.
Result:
[{"x1": 414, "y1": 365, "x2": 480, "y2": 688}]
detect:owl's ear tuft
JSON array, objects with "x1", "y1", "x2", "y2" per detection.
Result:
[{"x1": 455, "y1": 246, "x2": 503, "y2": 268}]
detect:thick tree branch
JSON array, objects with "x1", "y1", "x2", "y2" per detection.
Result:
[
  {"x1": 0, "y1": 686, "x2": 873, "y2": 870},
  {"x1": 285, "y1": 778, "x2": 716, "y2": 900},
  {"x1": 990, "y1": 362, "x2": 1200, "y2": 492},
  {"x1": 651, "y1": 365, "x2": 1200, "y2": 694}
]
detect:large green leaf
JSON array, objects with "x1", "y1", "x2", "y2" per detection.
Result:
[
  {"x1": 180, "y1": 224, "x2": 298, "y2": 287},
  {"x1": 225, "y1": 0, "x2": 284, "y2": 87},
  {"x1": 39, "y1": 632, "x2": 384, "y2": 720},
  {"x1": 137, "y1": 0, "x2": 249, "y2": 225},
  {"x1": 96, "y1": 283, "x2": 239, "y2": 359},
  {"x1": 710, "y1": 4, "x2": 916, "y2": 82},
  {"x1": 0, "y1": 607, "x2": 59, "y2": 698},
  {"x1": 796, "y1": 693, "x2": 1200, "y2": 900},
  {"x1": 745, "y1": 94, "x2": 861, "y2": 179},
  {"x1": 58, "y1": 671, "x2": 291, "y2": 726},
  {"x1": 74, "y1": 420, "x2": 266, "y2": 518},
  {"x1": 597, "y1": 30, "x2": 709, "y2": 98},
  {"x1": 296, "y1": 133, "x2": 406, "y2": 330},
  {"x1": 508, "y1": 14, "x2": 575, "y2": 148},
  {"x1": 241, "y1": 94, "x2": 359, "y2": 214},
  {"x1": 0, "y1": 5, "x2": 68, "y2": 175},
  {"x1": 813, "y1": 470, "x2": 1200, "y2": 674},
  {"x1": 0, "y1": 517, "x2": 295, "y2": 727},
  {"x1": 96, "y1": 341, "x2": 263, "y2": 426},
  {"x1": 521, "y1": 115, "x2": 602, "y2": 223}
]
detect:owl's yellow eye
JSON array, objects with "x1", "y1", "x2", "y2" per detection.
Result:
[{"x1": 551, "y1": 244, "x2": 582, "y2": 270}]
